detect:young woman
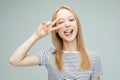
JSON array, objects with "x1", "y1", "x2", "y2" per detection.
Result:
[{"x1": 9, "y1": 6, "x2": 103, "y2": 80}]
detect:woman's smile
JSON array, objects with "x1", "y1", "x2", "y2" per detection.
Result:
[{"x1": 64, "y1": 29, "x2": 73, "y2": 36}]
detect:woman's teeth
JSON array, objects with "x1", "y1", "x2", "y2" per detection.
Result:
[
  {"x1": 64, "y1": 29, "x2": 73, "y2": 36},
  {"x1": 64, "y1": 29, "x2": 72, "y2": 33}
]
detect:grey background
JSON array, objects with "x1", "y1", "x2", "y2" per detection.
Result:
[{"x1": 0, "y1": 0, "x2": 120, "y2": 80}]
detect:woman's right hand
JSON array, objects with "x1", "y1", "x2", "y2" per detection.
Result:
[{"x1": 36, "y1": 18, "x2": 62, "y2": 38}]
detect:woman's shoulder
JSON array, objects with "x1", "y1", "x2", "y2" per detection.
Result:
[
  {"x1": 86, "y1": 49, "x2": 101, "y2": 61},
  {"x1": 45, "y1": 47, "x2": 56, "y2": 53},
  {"x1": 37, "y1": 47, "x2": 56, "y2": 55},
  {"x1": 35, "y1": 47, "x2": 56, "y2": 65},
  {"x1": 87, "y1": 49, "x2": 98, "y2": 55}
]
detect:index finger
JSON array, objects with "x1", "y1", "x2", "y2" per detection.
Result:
[
  {"x1": 50, "y1": 24, "x2": 63, "y2": 32},
  {"x1": 51, "y1": 18, "x2": 62, "y2": 27}
]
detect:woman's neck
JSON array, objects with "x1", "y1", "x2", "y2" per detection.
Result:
[{"x1": 63, "y1": 39, "x2": 77, "y2": 51}]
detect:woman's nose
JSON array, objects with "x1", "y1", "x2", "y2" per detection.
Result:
[{"x1": 64, "y1": 21, "x2": 70, "y2": 28}]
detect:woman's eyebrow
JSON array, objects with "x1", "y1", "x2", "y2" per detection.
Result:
[
  {"x1": 57, "y1": 16, "x2": 74, "y2": 21},
  {"x1": 68, "y1": 16, "x2": 74, "y2": 18}
]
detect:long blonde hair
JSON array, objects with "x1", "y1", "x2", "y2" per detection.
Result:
[{"x1": 51, "y1": 6, "x2": 91, "y2": 70}]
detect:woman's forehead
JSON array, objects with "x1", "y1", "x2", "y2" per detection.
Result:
[{"x1": 56, "y1": 9, "x2": 74, "y2": 19}]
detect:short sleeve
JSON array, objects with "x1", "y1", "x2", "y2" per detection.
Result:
[
  {"x1": 90, "y1": 52, "x2": 103, "y2": 79},
  {"x1": 35, "y1": 47, "x2": 55, "y2": 66}
]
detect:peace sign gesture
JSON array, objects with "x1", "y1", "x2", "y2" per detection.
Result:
[{"x1": 36, "y1": 18, "x2": 62, "y2": 38}]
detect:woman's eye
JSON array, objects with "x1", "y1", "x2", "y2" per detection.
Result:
[
  {"x1": 69, "y1": 19, "x2": 74, "y2": 21},
  {"x1": 58, "y1": 21, "x2": 64, "y2": 24}
]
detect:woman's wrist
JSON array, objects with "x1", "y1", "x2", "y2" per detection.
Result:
[{"x1": 33, "y1": 32, "x2": 42, "y2": 41}]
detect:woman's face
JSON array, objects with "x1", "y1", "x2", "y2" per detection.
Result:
[{"x1": 56, "y1": 9, "x2": 78, "y2": 42}]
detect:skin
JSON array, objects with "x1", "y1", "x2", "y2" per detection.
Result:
[
  {"x1": 9, "y1": 8, "x2": 100, "y2": 80},
  {"x1": 56, "y1": 9, "x2": 78, "y2": 51}
]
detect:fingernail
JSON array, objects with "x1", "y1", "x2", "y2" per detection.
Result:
[{"x1": 47, "y1": 21, "x2": 51, "y2": 24}]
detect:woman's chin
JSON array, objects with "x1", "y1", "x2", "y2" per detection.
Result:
[{"x1": 63, "y1": 37, "x2": 76, "y2": 42}]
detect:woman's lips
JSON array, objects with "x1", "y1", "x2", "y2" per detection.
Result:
[{"x1": 64, "y1": 29, "x2": 73, "y2": 36}]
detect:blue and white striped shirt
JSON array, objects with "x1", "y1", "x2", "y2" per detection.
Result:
[{"x1": 36, "y1": 47, "x2": 103, "y2": 80}]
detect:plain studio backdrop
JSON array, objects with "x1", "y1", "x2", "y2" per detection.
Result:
[{"x1": 0, "y1": 0, "x2": 120, "y2": 80}]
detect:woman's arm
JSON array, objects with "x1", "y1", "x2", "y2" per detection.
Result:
[
  {"x1": 92, "y1": 77, "x2": 100, "y2": 80},
  {"x1": 9, "y1": 32, "x2": 41, "y2": 66},
  {"x1": 9, "y1": 18, "x2": 62, "y2": 66}
]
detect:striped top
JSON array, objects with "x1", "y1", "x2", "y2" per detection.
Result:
[{"x1": 35, "y1": 47, "x2": 103, "y2": 80}]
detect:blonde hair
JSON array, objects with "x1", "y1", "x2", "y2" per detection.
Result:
[{"x1": 51, "y1": 6, "x2": 91, "y2": 70}]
